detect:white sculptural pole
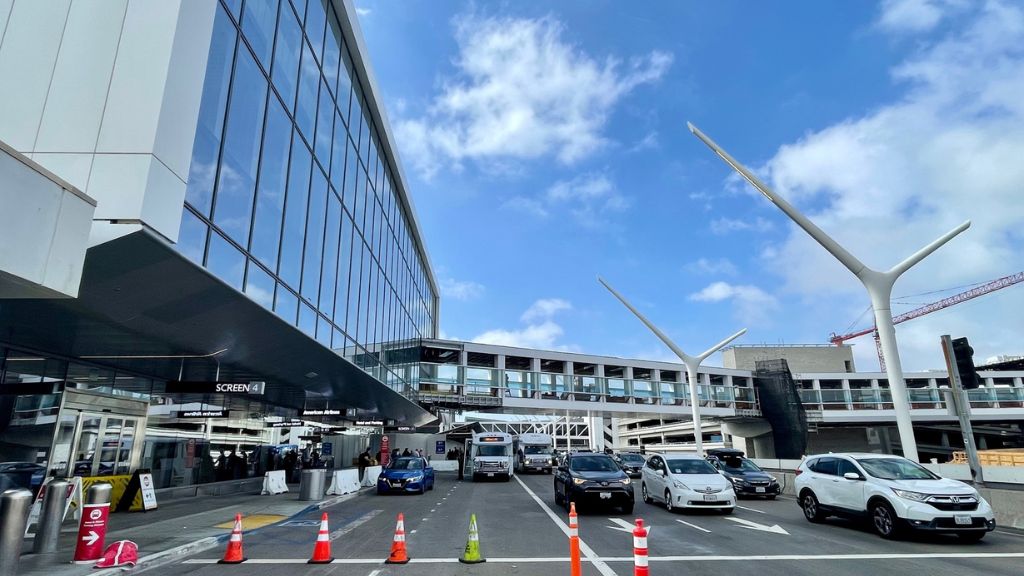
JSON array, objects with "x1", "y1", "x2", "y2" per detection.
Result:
[
  {"x1": 687, "y1": 122, "x2": 970, "y2": 462},
  {"x1": 598, "y1": 277, "x2": 746, "y2": 454}
]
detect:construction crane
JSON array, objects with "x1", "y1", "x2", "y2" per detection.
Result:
[{"x1": 830, "y1": 271, "x2": 1024, "y2": 370}]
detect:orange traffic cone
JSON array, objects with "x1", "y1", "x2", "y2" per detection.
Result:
[
  {"x1": 385, "y1": 513, "x2": 410, "y2": 564},
  {"x1": 308, "y1": 512, "x2": 334, "y2": 564},
  {"x1": 218, "y1": 513, "x2": 247, "y2": 564}
]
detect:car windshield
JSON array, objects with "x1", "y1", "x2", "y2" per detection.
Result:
[
  {"x1": 570, "y1": 455, "x2": 620, "y2": 472},
  {"x1": 720, "y1": 457, "x2": 762, "y2": 473},
  {"x1": 619, "y1": 454, "x2": 645, "y2": 463},
  {"x1": 667, "y1": 459, "x2": 718, "y2": 475},
  {"x1": 389, "y1": 458, "x2": 424, "y2": 470},
  {"x1": 856, "y1": 458, "x2": 938, "y2": 480},
  {"x1": 524, "y1": 446, "x2": 551, "y2": 455},
  {"x1": 477, "y1": 445, "x2": 508, "y2": 457}
]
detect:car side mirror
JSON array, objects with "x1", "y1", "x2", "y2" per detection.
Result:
[
  {"x1": 658, "y1": 469, "x2": 666, "y2": 477},
  {"x1": 843, "y1": 472, "x2": 863, "y2": 481}
]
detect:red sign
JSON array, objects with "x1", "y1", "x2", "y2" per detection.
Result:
[
  {"x1": 381, "y1": 436, "x2": 390, "y2": 468},
  {"x1": 73, "y1": 503, "x2": 110, "y2": 563}
]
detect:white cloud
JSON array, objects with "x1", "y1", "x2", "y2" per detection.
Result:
[
  {"x1": 709, "y1": 216, "x2": 775, "y2": 235},
  {"x1": 501, "y1": 196, "x2": 549, "y2": 218},
  {"x1": 356, "y1": 7, "x2": 372, "y2": 16},
  {"x1": 876, "y1": 0, "x2": 963, "y2": 33},
  {"x1": 439, "y1": 278, "x2": 485, "y2": 301},
  {"x1": 472, "y1": 298, "x2": 574, "y2": 350},
  {"x1": 395, "y1": 14, "x2": 672, "y2": 178},
  {"x1": 747, "y1": 1, "x2": 1024, "y2": 368},
  {"x1": 685, "y1": 257, "x2": 738, "y2": 276},
  {"x1": 503, "y1": 172, "x2": 629, "y2": 226},
  {"x1": 689, "y1": 282, "x2": 779, "y2": 326},
  {"x1": 627, "y1": 131, "x2": 659, "y2": 153}
]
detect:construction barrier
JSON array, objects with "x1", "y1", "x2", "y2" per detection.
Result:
[
  {"x1": 308, "y1": 513, "x2": 333, "y2": 564},
  {"x1": 951, "y1": 449, "x2": 1024, "y2": 467},
  {"x1": 431, "y1": 461, "x2": 460, "y2": 472},
  {"x1": 459, "y1": 513, "x2": 485, "y2": 564},
  {"x1": 633, "y1": 519, "x2": 648, "y2": 576},
  {"x1": 360, "y1": 466, "x2": 383, "y2": 487},
  {"x1": 385, "y1": 513, "x2": 409, "y2": 564},
  {"x1": 261, "y1": 471, "x2": 288, "y2": 495},
  {"x1": 568, "y1": 502, "x2": 581, "y2": 576},
  {"x1": 325, "y1": 469, "x2": 360, "y2": 496}
]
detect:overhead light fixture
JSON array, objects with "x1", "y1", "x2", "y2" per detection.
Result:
[{"x1": 305, "y1": 371, "x2": 319, "y2": 379}]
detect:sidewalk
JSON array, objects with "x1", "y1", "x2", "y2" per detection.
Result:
[{"x1": 15, "y1": 485, "x2": 369, "y2": 576}]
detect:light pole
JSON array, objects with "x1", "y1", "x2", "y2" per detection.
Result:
[
  {"x1": 687, "y1": 122, "x2": 970, "y2": 463},
  {"x1": 598, "y1": 277, "x2": 746, "y2": 454}
]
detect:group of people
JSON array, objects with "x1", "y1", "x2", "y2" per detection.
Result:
[{"x1": 214, "y1": 450, "x2": 250, "y2": 481}]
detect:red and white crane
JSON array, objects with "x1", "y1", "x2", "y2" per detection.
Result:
[{"x1": 830, "y1": 271, "x2": 1024, "y2": 370}]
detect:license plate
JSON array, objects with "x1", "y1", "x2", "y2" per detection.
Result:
[
  {"x1": 600, "y1": 492, "x2": 612, "y2": 499},
  {"x1": 955, "y1": 515, "x2": 972, "y2": 526},
  {"x1": 703, "y1": 494, "x2": 717, "y2": 502},
  {"x1": 756, "y1": 487, "x2": 766, "y2": 493},
  {"x1": 391, "y1": 482, "x2": 401, "y2": 487},
  {"x1": 487, "y1": 473, "x2": 494, "y2": 477}
]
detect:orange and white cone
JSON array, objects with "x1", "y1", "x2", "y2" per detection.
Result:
[
  {"x1": 218, "y1": 513, "x2": 247, "y2": 564},
  {"x1": 385, "y1": 513, "x2": 410, "y2": 564},
  {"x1": 308, "y1": 512, "x2": 334, "y2": 564}
]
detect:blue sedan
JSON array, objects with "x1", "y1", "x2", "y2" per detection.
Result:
[{"x1": 377, "y1": 457, "x2": 435, "y2": 494}]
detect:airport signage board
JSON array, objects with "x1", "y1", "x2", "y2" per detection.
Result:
[
  {"x1": 354, "y1": 420, "x2": 385, "y2": 426},
  {"x1": 177, "y1": 409, "x2": 229, "y2": 418},
  {"x1": 299, "y1": 408, "x2": 343, "y2": 417},
  {"x1": 165, "y1": 380, "x2": 266, "y2": 395},
  {"x1": 268, "y1": 420, "x2": 303, "y2": 428}
]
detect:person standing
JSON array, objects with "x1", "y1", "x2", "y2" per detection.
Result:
[
  {"x1": 457, "y1": 447, "x2": 465, "y2": 481},
  {"x1": 358, "y1": 448, "x2": 371, "y2": 481}
]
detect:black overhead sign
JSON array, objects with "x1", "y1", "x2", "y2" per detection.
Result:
[
  {"x1": 354, "y1": 420, "x2": 384, "y2": 426},
  {"x1": 299, "y1": 408, "x2": 343, "y2": 417},
  {"x1": 268, "y1": 420, "x2": 304, "y2": 428},
  {"x1": 177, "y1": 409, "x2": 229, "y2": 419},
  {"x1": 385, "y1": 426, "x2": 416, "y2": 433},
  {"x1": 165, "y1": 381, "x2": 266, "y2": 395}
]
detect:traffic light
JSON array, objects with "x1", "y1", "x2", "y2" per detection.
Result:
[{"x1": 951, "y1": 337, "x2": 981, "y2": 390}]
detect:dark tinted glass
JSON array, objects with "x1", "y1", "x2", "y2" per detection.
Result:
[{"x1": 813, "y1": 458, "x2": 839, "y2": 476}]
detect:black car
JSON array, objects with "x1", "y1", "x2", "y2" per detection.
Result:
[
  {"x1": 706, "y1": 449, "x2": 780, "y2": 499},
  {"x1": 554, "y1": 453, "x2": 634, "y2": 514},
  {"x1": 614, "y1": 452, "x2": 646, "y2": 478}
]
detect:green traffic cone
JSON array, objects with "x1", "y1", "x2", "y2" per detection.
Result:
[{"x1": 459, "y1": 513, "x2": 486, "y2": 564}]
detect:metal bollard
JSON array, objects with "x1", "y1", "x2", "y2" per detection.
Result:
[
  {"x1": 0, "y1": 489, "x2": 34, "y2": 576},
  {"x1": 33, "y1": 479, "x2": 69, "y2": 554}
]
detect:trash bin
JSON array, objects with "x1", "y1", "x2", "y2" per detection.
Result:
[{"x1": 299, "y1": 469, "x2": 326, "y2": 501}]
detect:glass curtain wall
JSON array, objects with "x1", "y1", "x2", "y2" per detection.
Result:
[{"x1": 178, "y1": 0, "x2": 436, "y2": 395}]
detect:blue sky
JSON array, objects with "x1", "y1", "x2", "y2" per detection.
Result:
[{"x1": 355, "y1": 0, "x2": 1024, "y2": 372}]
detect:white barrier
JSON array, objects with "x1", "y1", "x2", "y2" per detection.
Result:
[
  {"x1": 360, "y1": 465, "x2": 383, "y2": 487},
  {"x1": 430, "y1": 460, "x2": 460, "y2": 472},
  {"x1": 261, "y1": 470, "x2": 288, "y2": 495},
  {"x1": 325, "y1": 469, "x2": 361, "y2": 496}
]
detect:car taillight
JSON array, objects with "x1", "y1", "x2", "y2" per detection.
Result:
[{"x1": 794, "y1": 468, "x2": 802, "y2": 476}]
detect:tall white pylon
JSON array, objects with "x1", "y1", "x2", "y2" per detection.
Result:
[
  {"x1": 598, "y1": 277, "x2": 746, "y2": 454},
  {"x1": 687, "y1": 122, "x2": 971, "y2": 463}
]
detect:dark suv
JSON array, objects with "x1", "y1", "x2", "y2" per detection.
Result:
[
  {"x1": 706, "y1": 448, "x2": 780, "y2": 499},
  {"x1": 614, "y1": 452, "x2": 646, "y2": 478},
  {"x1": 554, "y1": 453, "x2": 634, "y2": 514}
]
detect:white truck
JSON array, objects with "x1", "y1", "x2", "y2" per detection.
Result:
[
  {"x1": 468, "y1": 432, "x2": 515, "y2": 481},
  {"x1": 516, "y1": 433, "x2": 555, "y2": 474}
]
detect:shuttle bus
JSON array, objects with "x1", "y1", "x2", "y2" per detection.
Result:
[
  {"x1": 516, "y1": 433, "x2": 555, "y2": 474},
  {"x1": 468, "y1": 432, "x2": 515, "y2": 481}
]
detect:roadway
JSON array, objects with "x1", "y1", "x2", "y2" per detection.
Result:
[{"x1": 151, "y1": 472, "x2": 1024, "y2": 576}]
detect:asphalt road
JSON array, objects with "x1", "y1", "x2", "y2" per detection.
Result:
[{"x1": 150, "y1": 472, "x2": 1024, "y2": 576}]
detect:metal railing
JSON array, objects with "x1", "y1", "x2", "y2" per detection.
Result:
[{"x1": 797, "y1": 387, "x2": 1024, "y2": 411}]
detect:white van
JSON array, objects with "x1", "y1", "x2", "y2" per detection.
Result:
[
  {"x1": 516, "y1": 433, "x2": 554, "y2": 474},
  {"x1": 469, "y1": 432, "x2": 515, "y2": 481}
]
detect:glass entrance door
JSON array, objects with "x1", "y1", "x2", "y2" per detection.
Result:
[{"x1": 54, "y1": 412, "x2": 143, "y2": 478}]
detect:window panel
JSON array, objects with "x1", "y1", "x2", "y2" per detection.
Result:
[
  {"x1": 334, "y1": 211, "x2": 354, "y2": 329},
  {"x1": 271, "y1": 0, "x2": 301, "y2": 112},
  {"x1": 358, "y1": 242, "x2": 371, "y2": 346},
  {"x1": 323, "y1": 7, "x2": 341, "y2": 96},
  {"x1": 184, "y1": 7, "x2": 236, "y2": 216},
  {"x1": 330, "y1": 109, "x2": 347, "y2": 194},
  {"x1": 241, "y1": 0, "x2": 278, "y2": 70},
  {"x1": 295, "y1": 41, "x2": 319, "y2": 142},
  {"x1": 274, "y1": 283, "x2": 299, "y2": 324},
  {"x1": 305, "y1": 0, "x2": 326, "y2": 61},
  {"x1": 336, "y1": 47, "x2": 353, "y2": 123},
  {"x1": 300, "y1": 166, "x2": 328, "y2": 303},
  {"x1": 319, "y1": 192, "x2": 341, "y2": 316},
  {"x1": 250, "y1": 95, "x2": 291, "y2": 269},
  {"x1": 298, "y1": 302, "x2": 316, "y2": 337},
  {"x1": 224, "y1": 0, "x2": 241, "y2": 19},
  {"x1": 343, "y1": 138, "x2": 359, "y2": 216},
  {"x1": 278, "y1": 134, "x2": 311, "y2": 287},
  {"x1": 244, "y1": 260, "x2": 275, "y2": 310},
  {"x1": 289, "y1": 0, "x2": 306, "y2": 20},
  {"x1": 350, "y1": 83, "x2": 364, "y2": 146},
  {"x1": 177, "y1": 208, "x2": 208, "y2": 265},
  {"x1": 213, "y1": 44, "x2": 267, "y2": 245},
  {"x1": 315, "y1": 77, "x2": 334, "y2": 166},
  {"x1": 207, "y1": 232, "x2": 245, "y2": 290},
  {"x1": 347, "y1": 243, "x2": 364, "y2": 346},
  {"x1": 316, "y1": 315, "x2": 331, "y2": 347}
]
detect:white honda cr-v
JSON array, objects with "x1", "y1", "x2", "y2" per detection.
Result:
[{"x1": 795, "y1": 453, "x2": 995, "y2": 541}]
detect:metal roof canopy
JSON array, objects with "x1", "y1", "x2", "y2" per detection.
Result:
[{"x1": 0, "y1": 229, "x2": 433, "y2": 425}]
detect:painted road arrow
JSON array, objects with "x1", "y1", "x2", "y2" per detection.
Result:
[
  {"x1": 82, "y1": 530, "x2": 100, "y2": 546},
  {"x1": 725, "y1": 517, "x2": 789, "y2": 535},
  {"x1": 606, "y1": 517, "x2": 653, "y2": 536}
]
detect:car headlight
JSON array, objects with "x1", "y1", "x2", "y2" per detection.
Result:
[
  {"x1": 573, "y1": 478, "x2": 587, "y2": 485},
  {"x1": 409, "y1": 475, "x2": 423, "y2": 482},
  {"x1": 620, "y1": 478, "x2": 631, "y2": 485},
  {"x1": 892, "y1": 489, "x2": 929, "y2": 502},
  {"x1": 672, "y1": 480, "x2": 689, "y2": 490},
  {"x1": 730, "y1": 477, "x2": 748, "y2": 485},
  {"x1": 769, "y1": 477, "x2": 778, "y2": 484}
]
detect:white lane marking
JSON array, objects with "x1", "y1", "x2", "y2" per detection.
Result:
[
  {"x1": 513, "y1": 475, "x2": 619, "y2": 576},
  {"x1": 430, "y1": 509, "x2": 436, "y2": 512},
  {"x1": 330, "y1": 510, "x2": 382, "y2": 541},
  {"x1": 410, "y1": 529, "x2": 417, "y2": 534},
  {"x1": 367, "y1": 570, "x2": 382, "y2": 576},
  {"x1": 182, "y1": 552, "x2": 1024, "y2": 564},
  {"x1": 421, "y1": 518, "x2": 428, "y2": 521},
  {"x1": 725, "y1": 517, "x2": 789, "y2": 535},
  {"x1": 735, "y1": 505, "x2": 765, "y2": 514},
  {"x1": 675, "y1": 519, "x2": 711, "y2": 533},
  {"x1": 607, "y1": 517, "x2": 652, "y2": 536}
]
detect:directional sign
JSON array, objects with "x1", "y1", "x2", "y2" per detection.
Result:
[
  {"x1": 606, "y1": 517, "x2": 653, "y2": 536},
  {"x1": 73, "y1": 502, "x2": 110, "y2": 562},
  {"x1": 83, "y1": 530, "x2": 99, "y2": 546},
  {"x1": 725, "y1": 517, "x2": 789, "y2": 535}
]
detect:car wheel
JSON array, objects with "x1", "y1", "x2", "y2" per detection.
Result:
[
  {"x1": 957, "y1": 531, "x2": 986, "y2": 543},
  {"x1": 871, "y1": 501, "x2": 902, "y2": 540},
  {"x1": 664, "y1": 490, "x2": 675, "y2": 513},
  {"x1": 642, "y1": 483, "x2": 652, "y2": 504},
  {"x1": 801, "y1": 492, "x2": 825, "y2": 523},
  {"x1": 565, "y1": 493, "x2": 574, "y2": 513}
]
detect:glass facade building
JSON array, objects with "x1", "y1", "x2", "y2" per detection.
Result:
[{"x1": 176, "y1": 0, "x2": 438, "y2": 392}]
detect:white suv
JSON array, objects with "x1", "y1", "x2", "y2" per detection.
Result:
[{"x1": 795, "y1": 453, "x2": 995, "y2": 541}]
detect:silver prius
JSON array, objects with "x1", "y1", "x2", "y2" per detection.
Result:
[{"x1": 641, "y1": 452, "x2": 736, "y2": 514}]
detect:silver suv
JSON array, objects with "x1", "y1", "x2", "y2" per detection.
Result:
[{"x1": 795, "y1": 453, "x2": 995, "y2": 541}]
